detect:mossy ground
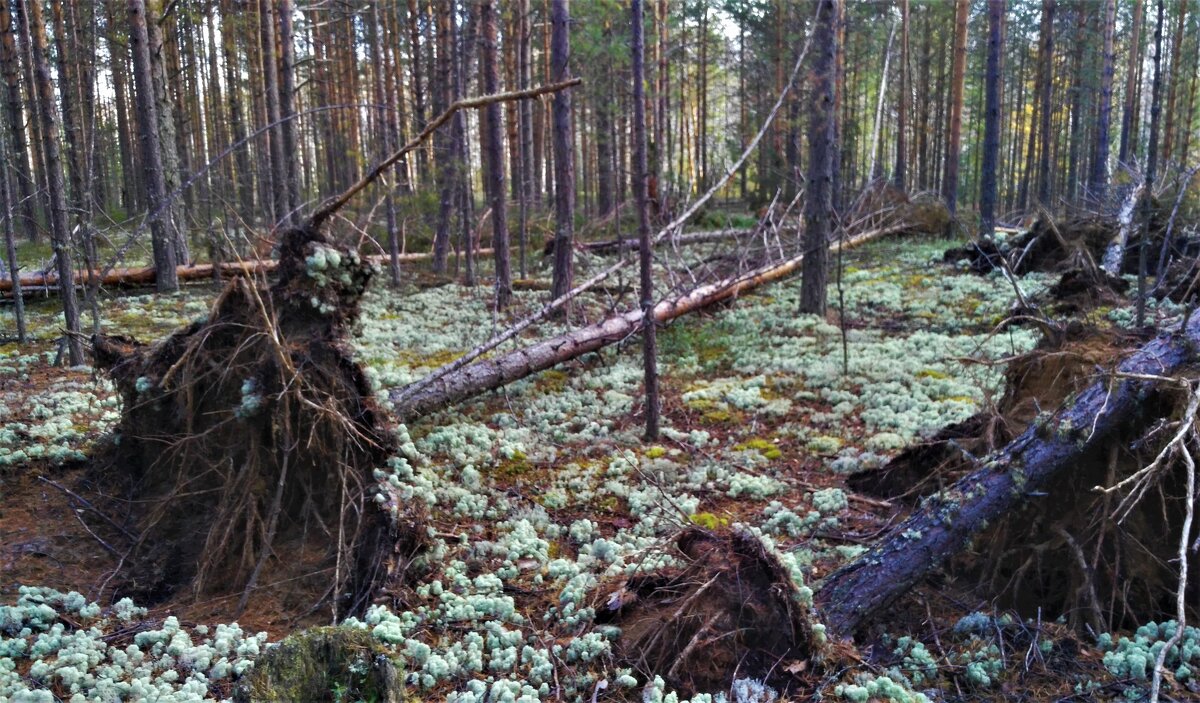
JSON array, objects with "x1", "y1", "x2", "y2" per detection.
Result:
[{"x1": 0, "y1": 235, "x2": 1174, "y2": 701}]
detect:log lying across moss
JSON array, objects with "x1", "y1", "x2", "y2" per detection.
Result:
[{"x1": 390, "y1": 224, "x2": 902, "y2": 422}]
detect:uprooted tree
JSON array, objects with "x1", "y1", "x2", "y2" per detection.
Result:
[
  {"x1": 86, "y1": 80, "x2": 579, "y2": 615},
  {"x1": 83, "y1": 79, "x2": 1200, "y2": 698}
]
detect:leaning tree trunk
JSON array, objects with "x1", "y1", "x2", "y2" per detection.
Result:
[{"x1": 816, "y1": 313, "x2": 1200, "y2": 637}]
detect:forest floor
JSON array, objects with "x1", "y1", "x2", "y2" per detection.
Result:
[{"x1": 0, "y1": 233, "x2": 1194, "y2": 702}]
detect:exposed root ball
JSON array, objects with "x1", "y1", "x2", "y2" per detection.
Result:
[
  {"x1": 595, "y1": 528, "x2": 821, "y2": 696},
  {"x1": 91, "y1": 226, "x2": 424, "y2": 615}
]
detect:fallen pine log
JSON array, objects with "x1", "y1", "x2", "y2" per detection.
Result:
[
  {"x1": 390, "y1": 224, "x2": 900, "y2": 422},
  {"x1": 578, "y1": 228, "x2": 757, "y2": 255},
  {"x1": 814, "y1": 312, "x2": 1200, "y2": 638},
  {"x1": 0, "y1": 250, "x2": 496, "y2": 294}
]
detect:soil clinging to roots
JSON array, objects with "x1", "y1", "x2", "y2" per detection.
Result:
[
  {"x1": 595, "y1": 528, "x2": 823, "y2": 696},
  {"x1": 91, "y1": 226, "x2": 425, "y2": 617}
]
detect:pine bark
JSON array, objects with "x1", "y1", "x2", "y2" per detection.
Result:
[
  {"x1": 1035, "y1": 0, "x2": 1056, "y2": 208},
  {"x1": 1119, "y1": 0, "x2": 1144, "y2": 167},
  {"x1": 1161, "y1": 0, "x2": 1187, "y2": 166},
  {"x1": 146, "y1": 0, "x2": 186, "y2": 262},
  {"x1": 801, "y1": 0, "x2": 836, "y2": 316},
  {"x1": 26, "y1": 0, "x2": 82, "y2": 362},
  {"x1": 631, "y1": 0, "x2": 659, "y2": 441},
  {"x1": 548, "y1": 0, "x2": 575, "y2": 302},
  {"x1": 480, "y1": 0, "x2": 511, "y2": 309},
  {"x1": 892, "y1": 0, "x2": 909, "y2": 191},
  {"x1": 128, "y1": 0, "x2": 178, "y2": 293},
  {"x1": 1089, "y1": 0, "x2": 1116, "y2": 196},
  {"x1": 940, "y1": 0, "x2": 969, "y2": 215},
  {"x1": 1138, "y1": 0, "x2": 1166, "y2": 328},
  {"x1": 277, "y1": 0, "x2": 300, "y2": 221},
  {"x1": 980, "y1": 0, "x2": 1004, "y2": 237},
  {"x1": 0, "y1": 2, "x2": 36, "y2": 242}
]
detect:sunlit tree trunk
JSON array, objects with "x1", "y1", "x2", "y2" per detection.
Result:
[{"x1": 941, "y1": 0, "x2": 968, "y2": 215}]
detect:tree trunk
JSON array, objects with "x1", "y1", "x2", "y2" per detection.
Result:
[
  {"x1": 219, "y1": 0, "x2": 254, "y2": 223},
  {"x1": 1035, "y1": 0, "x2": 1056, "y2": 208},
  {"x1": 1138, "y1": 0, "x2": 1166, "y2": 328},
  {"x1": 980, "y1": 0, "x2": 1004, "y2": 237},
  {"x1": 817, "y1": 313, "x2": 1200, "y2": 637},
  {"x1": 25, "y1": 0, "x2": 82, "y2": 363},
  {"x1": 1161, "y1": 0, "x2": 1187, "y2": 166},
  {"x1": 146, "y1": 0, "x2": 186, "y2": 262},
  {"x1": 2, "y1": 138, "x2": 25, "y2": 342},
  {"x1": 594, "y1": 23, "x2": 615, "y2": 219},
  {"x1": 128, "y1": 0, "x2": 178, "y2": 293},
  {"x1": 800, "y1": 0, "x2": 837, "y2": 316},
  {"x1": 479, "y1": 0, "x2": 511, "y2": 310},
  {"x1": 0, "y1": 2, "x2": 37, "y2": 242},
  {"x1": 1089, "y1": 0, "x2": 1116, "y2": 197},
  {"x1": 277, "y1": 0, "x2": 300, "y2": 221},
  {"x1": 892, "y1": 0, "x2": 909, "y2": 191},
  {"x1": 517, "y1": 0, "x2": 533, "y2": 280},
  {"x1": 940, "y1": 0, "x2": 968, "y2": 215},
  {"x1": 1118, "y1": 0, "x2": 1145, "y2": 168},
  {"x1": 258, "y1": 0, "x2": 286, "y2": 228},
  {"x1": 631, "y1": 0, "x2": 659, "y2": 441},
  {"x1": 548, "y1": 0, "x2": 574, "y2": 303}
]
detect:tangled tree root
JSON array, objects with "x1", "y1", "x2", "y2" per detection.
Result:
[
  {"x1": 851, "y1": 324, "x2": 1198, "y2": 631},
  {"x1": 595, "y1": 528, "x2": 823, "y2": 697},
  {"x1": 91, "y1": 226, "x2": 425, "y2": 616}
]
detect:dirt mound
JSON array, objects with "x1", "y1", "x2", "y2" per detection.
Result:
[
  {"x1": 1044, "y1": 268, "x2": 1129, "y2": 315},
  {"x1": 848, "y1": 324, "x2": 1197, "y2": 631},
  {"x1": 595, "y1": 528, "x2": 821, "y2": 696},
  {"x1": 90, "y1": 226, "x2": 426, "y2": 616}
]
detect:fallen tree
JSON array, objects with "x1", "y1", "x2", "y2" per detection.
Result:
[
  {"x1": 390, "y1": 224, "x2": 901, "y2": 421},
  {"x1": 574, "y1": 227, "x2": 757, "y2": 255},
  {"x1": 814, "y1": 312, "x2": 1200, "y2": 638},
  {"x1": 84, "y1": 79, "x2": 581, "y2": 614},
  {"x1": 0, "y1": 250, "x2": 498, "y2": 294}
]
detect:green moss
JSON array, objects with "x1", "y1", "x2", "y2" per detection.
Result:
[
  {"x1": 688, "y1": 512, "x2": 730, "y2": 530},
  {"x1": 643, "y1": 446, "x2": 668, "y2": 459},
  {"x1": 234, "y1": 626, "x2": 403, "y2": 703},
  {"x1": 735, "y1": 437, "x2": 784, "y2": 460}
]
